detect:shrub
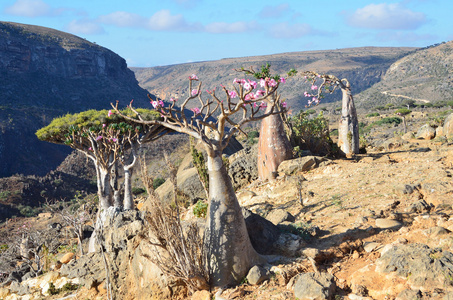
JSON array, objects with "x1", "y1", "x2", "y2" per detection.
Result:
[
  {"x1": 247, "y1": 130, "x2": 259, "y2": 145},
  {"x1": 193, "y1": 200, "x2": 208, "y2": 218},
  {"x1": 152, "y1": 178, "x2": 165, "y2": 190},
  {"x1": 286, "y1": 111, "x2": 336, "y2": 156},
  {"x1": 366, "y1": 112, "x2": 380, "y2": 117}
]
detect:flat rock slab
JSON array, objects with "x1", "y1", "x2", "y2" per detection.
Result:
[{"x1": 375, "y1": 218, "x2": 403, "y2": 229}]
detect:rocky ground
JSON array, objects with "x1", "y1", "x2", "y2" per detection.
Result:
[{"x1": 2, "y1": 112, "x2": 453, "y2": 300}]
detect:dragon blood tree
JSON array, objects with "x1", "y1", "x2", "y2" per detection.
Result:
[
  {"x1": 302, "y1": 71, "x2": 359, "y2": 156},
  {"x1": 36, "y1": 108, "x2": 167, "y2": 211},
  {"x1": 113, "y1": 68, "x2": 294, "y2": 287},
  {"x1": 240, "y1": 64, "x2": 294, "y2": 181}
]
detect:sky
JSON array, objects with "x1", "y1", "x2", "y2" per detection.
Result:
[{"x1": 1, "y1": 0, "x2": 452, "y2": 67}]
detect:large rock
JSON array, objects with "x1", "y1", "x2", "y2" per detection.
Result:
[
  {"x1": 242, "y1": 208, "x2": 281, "y2": 255},
  {"x1": 293, "y1": 272, "x2": 336, "y2": 300},
  {"x1": 278, "y1": 156, "x2": 326, "y2": 175},
  {"x1": 376, "y1": 243, "x2": 453, "y2": 290},
  {"x1": 415, "y1": 124, "x2": 436, "y2": 140},
  {"x1": 443, "y1": 113, "x2": 453, "y2": 137},
  {"x1": 228, "y1": 145, "x2": 258, "y2": 190}
]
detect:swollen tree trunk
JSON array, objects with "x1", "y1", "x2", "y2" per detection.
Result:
[
  {"x1": 123, "y1": 167, "x2": 134, "y2": 210},
  {"x1": 257, "y1": 108, "x2": 292, "y2": 181},
  {"x1": 123, "y1": 142, "x2": 138, "y2": 210},
  {"x1": 97, "y1": 166, "x2": 113, "y2": 211},
  {"x1": 204, "y1": 153, "x2": 264, "y2": 287},
  {"x1": 337, "y1": 84, "x2": 359, "y2": 156}
]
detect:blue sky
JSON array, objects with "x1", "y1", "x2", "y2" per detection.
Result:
[{"x1": 1, "y1": 0, "x2": 451, "y2": 67}]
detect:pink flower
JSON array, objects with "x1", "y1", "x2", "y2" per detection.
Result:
[
  {"x1": 151, "y1": 100, "x2": 159, "y2": 108},
  {"x1": 112, "y1": 138, "x2": 118, "y2": 143},
  {"x1": 260, "y1": 78, "x2": 266, "y2": 87},
  {"x1": 253, "y1": 102, "x2": 258, "y2": 108},
  {"x1": 189, "y1": 74, "x2": 198, "y2": 80},
  {"x1": 255, "y1": 90, "x2": 265, "y2": 97},
  {"x1": 243, "y1": 82, "x2": 252, "y2": 91},
  {"x1": 304, "y1": 91, "x2": 310, "y2": 97},
  {"x1": 170, "y1": 97, "x2": 176, "y2": 102},
  {"x1": 268, "y1": 79, "x2": 277, "y2": 87},
  {"x1": 191, "y1": 89, "x2": 199, "y2": 96},
  {"x1": 108, "y1": 110, "x2": 114, "y2": 117},
  {"x1": 280, "y1": 77, "x2": 286, "y2": 83},
  {"x1": 102, "y1": 124, "x2": 106, "y2": 128},
  {"x1": 88, "y1": 147, "x2": 93, "y2": 151},
  {"x1": 191, "y1": 107, "x2": 201, "y2": 114},
  {"x1": 229, "y1": 90, "x2": 238, "y2": 98},
  {"x1": 158, "y1": 100, "x2": 164, "y2": 107},
  {"x1": 259, "y1": 102, "x2": 267, "y2": 110},
  {"x1": 245, "y1": 93, "x2": 255, "y2": 101},
  {"x1": 311, "y1": 85, "x2": 318, "y2": 90},
  {"x1": 248, "y1": 80, "x2": 257, "y2": 89},
  {"x1": 281, "y1": 102, "x2": 287, "y2": 108},
  {"x1": 96, "y1": 136, "x2": 103, "y2": 141}
]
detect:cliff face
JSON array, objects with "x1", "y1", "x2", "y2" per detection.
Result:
[{"x1": 0, "y1": 22, "x2": 150, "y2": 177}]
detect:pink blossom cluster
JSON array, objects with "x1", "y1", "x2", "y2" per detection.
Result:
[
  {"x1": 151, "y1": 100, "x2": 165, "y2": 108},
  {"x1": 191, "y1": 107, "x2": 201, "y2": 114},
  {"x1": 108, "y1": 110, "x2": 114, "y2": 117},
  {"x1": 189, "y1": 74, "x2": 198, "y2": 80}
]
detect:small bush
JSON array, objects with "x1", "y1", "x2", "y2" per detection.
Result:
[
  {"x1": 193, "y1": 200, "x2": 208, "y2": 218},
  {"x1": 152, "y1": 178, "x2": 166, "y2": 190},
  {"x1": 374, "y1": 117, "x2": 402, "y2": 126},
  {"x1": 287, "y1": 111, "x2": 336, "y2": 156},
  {"x1": 132, "y1": 187, "x2": 147, "y2": 195},
  {"x1": 366, "y1": 112, "x2": 380, "y2": 117},
  {"x1": 247, "y1": 130, "x2": 259, "y2": 145}
]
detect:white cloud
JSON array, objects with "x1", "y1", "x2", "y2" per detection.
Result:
[
  {"x1": 347, "y1": 3, "x2": 426, "y2": 30},
  {"x1": 98, "y1": 9, "x2": 201, "y2": 32},
  {"x1": 4, "y1": 0, "x2": 51, "y2": 17},
  {"x1": 268, "y1": 22, "x2": 327, "y2": 39},
  {"x1": 376, "y1": 31, "x2": 436, "y2": 42},
  {"x1": 65, "y1": 19, "x2": 104, "y2": 35},
  {"x1": 98, "y1": 11, "x2": 146, "y2": 27},
  {"x1": 205, "y1": 21, "x2": 259, "y2": 34},
  {"x1": 258, "y1": 4, "x2": 290, "y2": 18}
]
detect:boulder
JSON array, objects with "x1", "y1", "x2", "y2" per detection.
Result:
[
  {"x1": 293, "y1": 272, "x2": 336, "y2": 300},
  {"x1": 443, "y1": 113, "x2": 453, "y2": 137},
  {"x1": 375, "y1": 218, "x2": 403, "y2": 230},
  {"x1": 246, "y1": 265, "x2": 269, "y2": 285},
  {"x1": 415, "y1": 124, "x2": 436, "y2": 140},
  {"x1": 266, "y1": 209, "x2": 295, "y2": 225},
  {"x1": 228, "y1": 145, "x2": 258, "y2": 190},
  {"x1": 376, "y1": 243, "x2": 453, "y2": 290},
  {"x1": 242, "y1": 208, "x2": 281, "y2": 255},
  {"x1": 278, "y1": 156, "x2": 324, "y2": 175},
  {"x1": 59, "y1": 252, "x2": 75, "y2": 264}
]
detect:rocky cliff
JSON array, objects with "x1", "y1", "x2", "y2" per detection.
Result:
[{"x1": 0, "y1": 21, "x2": 151, "y2": 177}]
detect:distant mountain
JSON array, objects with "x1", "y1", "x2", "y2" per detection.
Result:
[
  {"x1": 131, "y1": 46, "x2": 416, "y2": 112},
  {"x1": 0, "y1": 22, "x2": 151, "y2": 177},
  {"x1": 355, "y1": 41, "x2": 453, "y2": 109}
]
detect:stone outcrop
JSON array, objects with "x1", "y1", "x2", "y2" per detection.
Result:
[{"x1": 0, "y1": 21, "x2": 151, "y2": 177}]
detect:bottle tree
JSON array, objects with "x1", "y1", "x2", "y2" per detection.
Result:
[
  {"x1": 113, "y1": 68, "x2": 295, "y2": 287},
  {"x1": 240, "y1": 64, "x2": 294, "y2": 181},
  {"x1": 36, "y1": 109, "x2": 166, "y2": 211},
  {"x1": 302, "y1": 71, "x2": 359, "y2": 156}
]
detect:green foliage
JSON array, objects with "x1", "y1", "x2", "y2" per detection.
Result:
[
  {"x1": 35, "y1": 108, "x2": 159, "y2": 144},
  {"x1": 287, "y1": 111, "x2": 336, "y2": 156},
  {"x1": 240, "y1": 62, "x2": 297, "y2": 81},
  {"x1": 153, "y1": 178, "x2": 166, "y2": 190},
  {"x1": 279, "y1": 222, "x2": 313, "y2": 240},
  {"x1": 48, "y1": 282, "x2": 59, "y2": 295},
  {"x1": 0, "y1": 191, "x2": 11, "y2": 201},
  {"x1": 366, "y1": 112, "x2": 380, "y2": 117},
  {"x1": 0, "y1": 244, "x2": 8, "y2": 253},
  {"x1": 247, "y1": 130, "x2": 259, "y2": 145},
  {"x1": 132, "y1": 187, "x2": 147, "y2": 195},
  {"x1": 364, "y1": 116, "x2": 402, "y2": 132},
  {"x1": 17, "y1": 204, "x2": 41, "y2": 217},
  {"x1": 48, "y1": 281, "x2": 79, "y2": 295},
  {"x1": 395, "y1": 108, "x2": 412, "y2": 116},
  {"x1": 193, "y1": 200, "x2": 208, "y2": 218}
]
